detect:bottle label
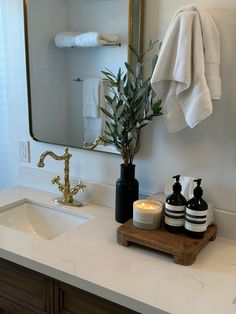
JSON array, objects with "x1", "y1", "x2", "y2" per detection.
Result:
[
  {"x1": 165, "y1": 204, "x2": 186, "y2": 213},
  {"x1": 165, "y1": 203, "x2": 185, "y2": 227},
  {"x1": 185, "y1": 208, "x2": 208, "y2": 232},
  {"x1": 133, "y1": 211, "x2": 154, "y2": 224},
  {"x1": 186, "y1": 209, "x2": 208, "y2": 217},
  {"x1": 165, "y1": 216, "x2": 185, "y2": 227},
  {"x1": 185, "y1": 221, "x2": 207, "y2": 232}
]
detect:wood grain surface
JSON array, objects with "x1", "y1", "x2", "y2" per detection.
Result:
[{"x1": 117, "y1": 220, "x2": 217, "y2": 266}]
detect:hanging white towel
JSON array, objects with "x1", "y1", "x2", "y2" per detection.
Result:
[
  {"x1": 55, "y1": 32, "x2": 119, "y2": 48},
  {"x1": 83, "y1": 117, "x2": 102, "y2": 143},
  {"x1": 83, "y1": 77, "x2": 101, "y2": 118},
  {"x1": 151, "y1": 6, "x2": 221, "y2": 133},
  {"x1": 176, "y1": 6, "x2": 221, "y2": 100}
]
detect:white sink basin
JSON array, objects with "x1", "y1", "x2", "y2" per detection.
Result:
[{"x1": 0, "y1": 199, "x2": 93, "y2": 240}]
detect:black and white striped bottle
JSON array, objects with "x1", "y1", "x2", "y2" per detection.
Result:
[
  {"x1": 165, "y1": 175, "x2": 186, "y2": 233},
  {"x1": 185, "y1": 179, "x2": 208, "y2": 239}
]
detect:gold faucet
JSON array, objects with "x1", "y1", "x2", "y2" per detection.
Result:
[
  {"x1": 37, "y1": 148, "x2": 86, "y2": 207},
  {"x1": 83, "y1": 136, "x2": 103, "y2": 150}
]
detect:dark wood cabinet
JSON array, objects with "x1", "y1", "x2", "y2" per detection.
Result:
[
  {"x1": 0, "y1": 258, "x2": 139, "y2": 314},
  {"x1": 0, "y1": 258, "x2": 51, "y2": 314},
  {"x1": 54, "y1": 282, "x2": 138, "y2": 314},
  {"x1": 0, "y1": 294, "x2": 44, "y2": 314}
]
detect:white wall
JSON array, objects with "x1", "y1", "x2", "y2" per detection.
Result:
[
  {"x1": 0, "y1": 0, "x2": 12, "y2": 188},
  {"x1": 4, "y1": 0, "x2": 236, "y2": 213}
]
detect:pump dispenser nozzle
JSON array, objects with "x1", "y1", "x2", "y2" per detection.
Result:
[
  {"x1": 173, "y1": 175, "x2": 180, "y2": 182},
  {"x1": 173, "y1": 175, "x2": 182, "y2": 193},
  {"x1": 193, "y1": 178, "x2": 203, "y2": 198},
  {"x1": 194, "y1": 178, "x2": 202, "y2": 186}
]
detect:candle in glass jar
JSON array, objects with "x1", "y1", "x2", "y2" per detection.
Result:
[{"x1": 133, "y1": 200, "x2": 163, "y2": 229}]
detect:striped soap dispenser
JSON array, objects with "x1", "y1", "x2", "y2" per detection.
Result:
[
  {"x1": 164, "y1": 175, "x2": 187, "y2": 233},
  {"x1": 185, "y1": 179, "x2": 208, "y2": 238}
]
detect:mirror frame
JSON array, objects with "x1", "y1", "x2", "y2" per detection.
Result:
[{"x1": 23, "y1": 0, "x2": 144, "y2": 153}]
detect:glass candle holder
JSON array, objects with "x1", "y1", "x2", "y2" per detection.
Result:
[{"x1": 133, "y1": 200, "x2": 163, "y2": 230}]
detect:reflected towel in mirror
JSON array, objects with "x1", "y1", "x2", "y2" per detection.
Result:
[
  {"x1": 83, "y1": 77, "x2": 101, "y2": 118},
  {"x1": 55, "y1": 32, "x2": 120, "y2": 48}
]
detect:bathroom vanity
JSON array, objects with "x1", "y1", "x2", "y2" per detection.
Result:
[
  {"x1": 0, "y1": 258, "x2": 136, "y2": 314},
  {"x1": 0, "y1": 186, "x2": 235, "y2": 314}
]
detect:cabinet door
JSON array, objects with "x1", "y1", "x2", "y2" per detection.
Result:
[
  {"x1": 0, "y1": 294, "x2": 41, "y2": 314},
  {"x1": 0, "y1": 258, "x2": 52, "y2": 313},
  {"x1": 54, "y1": 282, "x2": 139, "y2": 314}
]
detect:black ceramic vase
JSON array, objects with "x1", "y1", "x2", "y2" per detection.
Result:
[{"x1": 115, "y1": 164, "x2": 139, "y2": 223}]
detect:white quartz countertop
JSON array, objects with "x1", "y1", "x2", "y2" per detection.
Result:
[{"x1": 0, "y1": 186, "x2": 235, "y2": 314}]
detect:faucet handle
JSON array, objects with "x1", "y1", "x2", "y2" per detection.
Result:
[
  {"x1": 78, "y1": 180, "x2": 86, "y2": 192},
  {"x1": 51, "y1": 176, "x2": 64, "y2": 192},
  {"x1": 70, "y1": 181, "x2": 86, "y2": 197},
  {"x1": 51, "y1": 175, "x2": 61, "y2": 185}
]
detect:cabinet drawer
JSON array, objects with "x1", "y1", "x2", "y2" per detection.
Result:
[
  {"x1": 55, "y1": 282, "x2": 139, "y2": 314},
  {"x1": 0, "y1": 258, "x2": 51, "y2": 313}
]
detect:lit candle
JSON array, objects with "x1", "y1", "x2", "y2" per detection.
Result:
[{"x1": 133, "y1": 200, "x2": 163, "y2": 230}]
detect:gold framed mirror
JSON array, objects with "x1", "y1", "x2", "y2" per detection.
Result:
[{"x1": 24, "y1": 0, "x2": 144, "y2": 154}]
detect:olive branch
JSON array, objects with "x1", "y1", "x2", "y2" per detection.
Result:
[{"x1": 100, "y1": 41, "x2": 162, "y2": 165}]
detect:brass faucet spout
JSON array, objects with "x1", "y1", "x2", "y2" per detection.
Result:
[
  {"x1": 37, "y1": 161, "x2": 45, "y2": 168},
  {"x1": 38, "y1": 149, "x2": 70, "y2": 165}
]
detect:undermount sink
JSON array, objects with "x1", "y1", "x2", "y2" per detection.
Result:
[{"x1": 0, "y1": 199, "x2": 93, "y2": 240}]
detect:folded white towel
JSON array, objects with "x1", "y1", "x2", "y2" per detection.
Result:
[
  {"x1": 151, "y1": 6, "x2": 221, "y2": 133},
  {"x1": 55, "y1": 32, "x2": 119, "y2": 48},
  {"x1": 55, "y1": 32, "x2": 78, "y2": 48},
  {"x1": 83, "y1": 77, "x2": 101, "y2": 118}
]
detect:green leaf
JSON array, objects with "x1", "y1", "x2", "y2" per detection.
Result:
[
  {"x1": 101, "y1": 72, "x2": 115, "y2": 81},
  {"x1": 128, "y1": 45, "x2": 139, "y2": 60},
  {"x1": 152, "y1": 99, "x2": 163, "y2": 116},
  {"x1": 100, "y1": 107, "x2": 114, "y2": 120},
  {"x1": 104, "y1": 130, "x2": 113, "y2": 137},
  {"x1": 125, "y1": 62, "x2": 134, "y2": 75},
  {"x1": 105, "y1": 95, "x2": 113, "y2": 104}
]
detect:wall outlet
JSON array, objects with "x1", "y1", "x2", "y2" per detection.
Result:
[{"x1": 19, "y1": 141, "x2": 30, "y2": 163}]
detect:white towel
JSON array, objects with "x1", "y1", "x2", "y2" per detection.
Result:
[
  {"x1": 151, "y1": 6, "x2": 221, "y2": 133},
  {"x1": 55, "y1": 32, "x2": 78, "y2": 48},
  {"x1": 55, "y1": 32, "x2": 119, "y2": 48},
  {"x1": 176, "y1": 6, "x2": 221, "y2": 100},
  {"x1": 83, "y1": 117, "x2": 102, "y2": 143},
  {"x1": 83, "y1": 80, "x2": 109, "y2": 143},
  {"x1": 83, "y1": 77, "x2": 101, "y2": 118}
]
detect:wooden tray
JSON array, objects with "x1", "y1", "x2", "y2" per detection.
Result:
[{"x1": 117, "y1": 220, "x2": 217, "y2": 266}]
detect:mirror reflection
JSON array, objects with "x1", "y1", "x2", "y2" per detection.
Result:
[{"x1": 24, "y1": 0, "x2": 143, "y2": 154}]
